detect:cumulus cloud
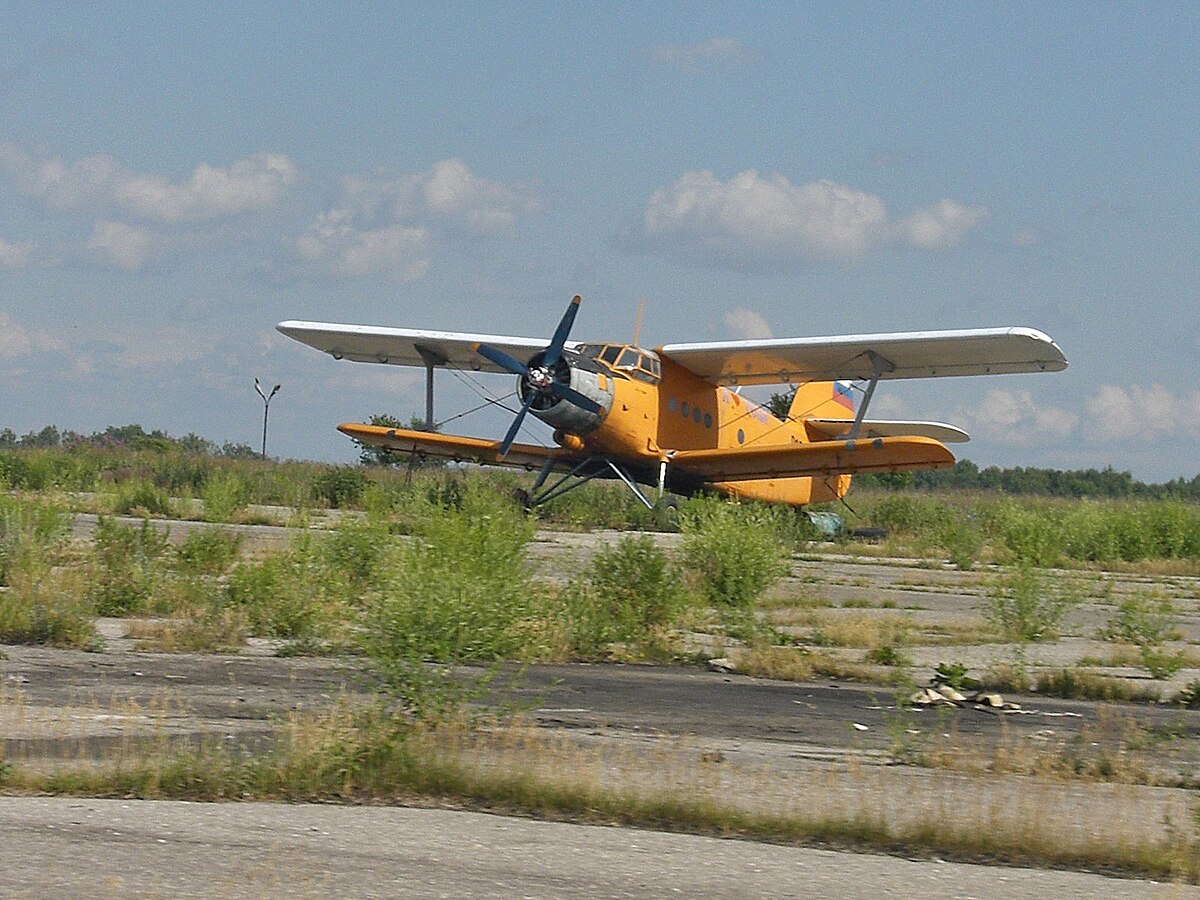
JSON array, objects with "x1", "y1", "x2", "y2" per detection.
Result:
[
  {"x1": 898, "y1": 199, "x2": 990, "y2": 250},
  {"x1": 296, "y1": 211, "x2": 431, "y2": 281},
  {"x1": 723, "y1": 308, "x2": 773, "y2": 340},
  {"x1": 0, "y1": 313, "x2": 64, "y2": 358},
  {"x1": 0, "y1": 236, "x2": 34, "y2": 269},
  {"x1": 647, "y1": 37, "x2": 760, "y2": 68},
  {"x1": 961, "y1": 388, "x2": 1078, "y2": 445},
  {"x1": 0, "y1": 144, "x2": 298, "y2": 223},
  {"x1": 297, "y1": 159, "x2": 538, "y2": 279},
  {"x1": 87, "y1": 220, "x2": 161, "y2": 271},
  {"x1": 1083, "y1": 384, "x2": 1200, "y2": 441},
  {"x1": 632, "y1": 169, "x2": 988, "y2": 269}
]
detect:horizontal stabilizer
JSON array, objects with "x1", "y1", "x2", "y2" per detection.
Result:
[
  {"x1": 671, "y1": 436, "x2": 955, "y2": 481},
  {"x1": 337, "y1": 424, "x2": 567, "y2": 471},
  {"x1": 805, "y1": 418, "x2": 970, "y2": 443}
]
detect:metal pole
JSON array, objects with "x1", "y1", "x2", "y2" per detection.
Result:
[{"x1": 255, "y1": 379, "x2": 281, "y2": 459}]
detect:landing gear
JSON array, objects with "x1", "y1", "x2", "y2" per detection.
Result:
[{"x1": 652, "y1": 495, "x2": 680, "y2": 531}]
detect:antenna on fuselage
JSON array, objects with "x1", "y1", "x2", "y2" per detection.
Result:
[{"x1": 631, "y1": 297, "x2": 645, "y2": 347}]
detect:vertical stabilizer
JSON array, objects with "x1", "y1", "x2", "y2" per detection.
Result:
[{"x1": 788, "y1": 380, "x2": 855, "y2": 421}]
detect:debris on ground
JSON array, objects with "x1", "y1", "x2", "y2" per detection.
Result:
[{"x1": 907, "y1": 686, "x2": 1025, "y2": 713}]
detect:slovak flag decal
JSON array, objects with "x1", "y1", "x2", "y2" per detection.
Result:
[{"x1": 834, "y1": 380, "x2": 855, "y2": 411}]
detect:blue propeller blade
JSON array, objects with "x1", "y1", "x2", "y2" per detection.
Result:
[
  {"x1": 542, "y1": 295, "x2": 581, "y2": 368},
  {"x1": 498, "y1": 391, "x2": 537, "y2": 457},
  {"x1": 473, "y1": 342, "x2": 530, "y2": 377}
]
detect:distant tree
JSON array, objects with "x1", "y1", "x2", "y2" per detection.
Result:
[
  {"x1": 352, "y1": 413, "x2": 442, "y2": 468},
  {"x1": 766, "y1": 388, "x2": 796, "y2": 420},
  {"x1": 219, "y1": 441, "x2": 261, "y2": 460}
]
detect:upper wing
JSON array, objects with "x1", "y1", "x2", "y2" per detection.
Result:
[
  {"x1": 277, "y1": 321, "x2": 559, "y2": 373},
  {"x1": 671, "y1": 436, "x2": 955, "y2": 481},
  {"x1": 338, "y1": 423, "x2": 572, "y2": 470},
  {"x1": 805, "y1": 418, "x2": 970, "y2": 444},
  {"x1": 658, "y1": 327, "x2": 1067, "y2": 386}
]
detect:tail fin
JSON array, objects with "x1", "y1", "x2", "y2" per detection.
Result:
[{"x1": 787, "y1": 381, "x2": 855, "y2": 421}]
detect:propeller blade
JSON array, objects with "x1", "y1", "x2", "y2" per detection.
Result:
[
  {"x1": 550, "y1": 382, "x2": 603, "y2": 414},
  {"x1": 473, "y1": 342, "x2": 529, "y2": 377},
  {"x1": 542, "y1": 295, "x2": 581, "y2": 368},
  {"x1": 498, "y1": 392, "x2": 537, "y2": 457}
]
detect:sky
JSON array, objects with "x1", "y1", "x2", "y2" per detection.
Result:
[{"x1": 1, "y1": 3, "x2": 1197, "y2": 480}]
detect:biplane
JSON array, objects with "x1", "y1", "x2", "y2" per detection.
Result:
[{"x1": 277, "y1": 296, "x2": 1066, "y2": 510}]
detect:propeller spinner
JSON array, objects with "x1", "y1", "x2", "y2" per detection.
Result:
[{"x1": 473, "y1": 295, "x2": 603, "y2": 456}]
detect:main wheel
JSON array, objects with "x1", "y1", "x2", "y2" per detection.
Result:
[{"x1": 652, "y1": 495, "x2": 680, "y2": 531}]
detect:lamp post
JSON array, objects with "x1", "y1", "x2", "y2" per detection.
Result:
[{"x1": 254, "y1": 378, "x2": 281, "y2": 459}]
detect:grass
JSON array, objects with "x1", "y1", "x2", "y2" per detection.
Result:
[{"x1": 4, "y1": 706, "x2": 1200, "y2": 882}]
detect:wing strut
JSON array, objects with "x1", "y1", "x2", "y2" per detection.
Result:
[
  {"x1": 847, "y1": 350, "x2": 896, "y2": 440},
  {"x1": 414, "y1": 345, "x2": 448, "y2": 430}
]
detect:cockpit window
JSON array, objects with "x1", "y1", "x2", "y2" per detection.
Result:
[
  {"x1": 616, "y1": 348, "x2": 639, "y2": 368},
  {"x1": 574, "y1": 343, "x2": 601, "y2": 360},
  {"x1": 600, "y1": 346, "x2": 622, "y2": 364}
]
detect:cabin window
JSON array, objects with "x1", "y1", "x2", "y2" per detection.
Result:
[
  {"x1": 737, "y1": 428, "x2": 745, "y2": 444},
  {"x1": 692, "y1": 407, "x2": 702, "y2": 424},
  {"x1": 681, "y1": 401, "x2": 690, "y2": 417},
  {"x1": 601, "y1": 346, "x2": 621, "y2": 364},
  {"x1": 704, "y1": 413, "x2": 713, "y2": 429},
  {"x1": 667, "y1": 396, "x2": 677, "y2": 412},
  {"x1": 616, "y1": 348, "x2": 639, "y2": 369}
]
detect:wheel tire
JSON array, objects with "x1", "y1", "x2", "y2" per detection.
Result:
[{"x1": 653, "y1": 495, "x2": 681, "y2": 531}]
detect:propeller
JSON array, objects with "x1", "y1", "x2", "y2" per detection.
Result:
[{"x1": 473, "y1": 295, "x2": 602, "y2": 456}]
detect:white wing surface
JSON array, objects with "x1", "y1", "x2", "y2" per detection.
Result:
[
  {"x1": 276, "y1": 321, "x2": 561, "y2": 373},
  {"x1": 659, "y1": 327, "x2": 1067, "y2": 386}
]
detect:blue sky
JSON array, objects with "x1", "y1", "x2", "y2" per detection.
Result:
[{"x1": 1, "y1": 3, "x2": 1197, "y2": 479}]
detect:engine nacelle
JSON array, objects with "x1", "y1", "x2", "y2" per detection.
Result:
[{"x1": 519, "y1": 351, "x2": 612, "y2": 435}]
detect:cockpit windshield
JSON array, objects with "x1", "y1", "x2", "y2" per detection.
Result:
[{"x1": 571, "y1": 343, "x2": 661, "y2": 383}]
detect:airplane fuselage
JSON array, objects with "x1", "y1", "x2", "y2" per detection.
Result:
[{"x1": 551, "y1": 344, "x2": 850, "y2": 505}]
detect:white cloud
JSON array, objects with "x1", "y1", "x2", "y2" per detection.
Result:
[
  {"x1": 0, "y1": 313, "x2": 64, "y2": 358},
  {"x1": 0, "y1": 144, "x2": 298, "y2": 223},
  {"x1": 1010, "y1": 227, "x2": 1041, "y2": 248},
  {"x1": 648, "y1": 37, "x2": 760, "y2": 68},
  {"x1": 88, "y1": 220, "x2": 161, "y2": 271},
  {"x1": 899, "y1": 199, "x2": 990, "y2": 250},
  {"x1": 962, "y1": 388, "x2": 1078, "y2": 445},
  {"x1": 296, "y1": 211, "x2": 430, "y2": 281},
  {"x1": 0, "y1": 236, "x2": 34, "y2": 268},
  {"x1": 723, "y1": 308, "x2": 772, "y2": 340},
  {"x1": 633, "y1": 169, "x2": 989, "y2": 269},
  {"x1": 1083, "y1": 384, "x2": 1200, "y2": 441},
  {"x1": 298, "y1": 159, "x2": 537, "y2": 279}
]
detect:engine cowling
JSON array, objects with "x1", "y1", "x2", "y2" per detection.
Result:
[{"x1": 519, "y1": 350, "x2": 612, "y2": 435}]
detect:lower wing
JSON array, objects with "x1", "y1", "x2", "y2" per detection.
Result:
[
  {"x1": 338, "y1": 424, "x2": 571, "y2": 471},
  {"x1": 670, "y1": 436, "x2": 954, "y2": 481}
]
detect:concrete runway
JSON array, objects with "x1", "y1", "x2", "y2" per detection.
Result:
[{"x1": 1, "y1": 797, "x2": 1191, "y2": 899}]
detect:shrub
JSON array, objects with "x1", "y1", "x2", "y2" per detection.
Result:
[
  {"x1": 1101, "y1": 592, "x2": 1185, "y2": 679},
  {"x1": 201, "y1": 471, "x2": 249, "y2": 523},
  {"x1": 173, "y1": 528, "x2": 243, "y2": 576},
  {"x1": 225, "y1": 536, "x2": 342, "y2": 639},
  {"x1": 111, "y1": 478, "x2": 175, "y2": 517},
  {"x1": 311, "y1": 467, "x2": 369, "y2": 508},
  {"x1": 359, "y1": 485, "x2": 537, "y2": 717},
  {"x1": 677, "y1": 497, "x2": 790, "y2": 608},
  {"x1": 566, "y1": 534, "x2": 686, "y2": 654},
  {"x1": 0, "y1": 495, "x2": 71, "y2": 586},
  {"x1": 984, "y1": 565, "x2": 1080, "y2": 643},
  {"x1": 0, "y1": 564, "x2": 96, "y2": 648},
  {"x1": 88, "y1": 517, "x2": 171, "y2": 616}
]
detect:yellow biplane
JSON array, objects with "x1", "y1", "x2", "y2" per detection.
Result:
[{"x1": 278, "y1": 296, "x2": 1066, "y2": 510}]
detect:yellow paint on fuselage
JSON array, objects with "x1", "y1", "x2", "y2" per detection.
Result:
[{"x1": 579, "y1": 349, "x2": 851, "y2": 506}]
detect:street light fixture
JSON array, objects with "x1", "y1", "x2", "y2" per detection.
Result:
[{"x1": 254, "y1": 377, "x2": 281, "y2": 459}]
